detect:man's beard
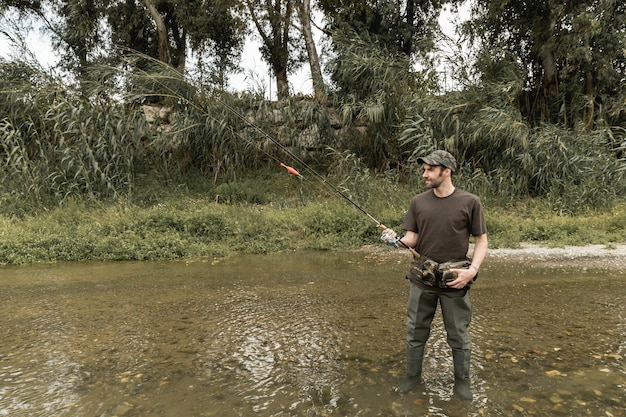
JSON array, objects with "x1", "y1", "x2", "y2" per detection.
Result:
[{"x1": 426, "y1": 171, "x2": 444, "y2": 189}]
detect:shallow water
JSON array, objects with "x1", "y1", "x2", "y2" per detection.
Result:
[{"x1": 0, "y1": 251, "x2": 624, "y2": 417}]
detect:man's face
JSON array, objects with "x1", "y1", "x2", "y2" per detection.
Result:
[{"x1": 422, "y1": 164, "x2": 446, "y2": 189}]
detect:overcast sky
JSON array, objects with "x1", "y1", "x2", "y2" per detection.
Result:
[
  {"x1": 0, "y1": 4, "x2": 469, "y2": 99},
  {"x1": 229, "y1": 4, "x2": 470, "y2": 97}
]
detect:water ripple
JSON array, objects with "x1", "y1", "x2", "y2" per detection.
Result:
[
  {"x1": 1, "y1": 300, "x2": 83, "y2": 417},
  {"x1": 204, "y1": 284, "x2": 344, "y2": 414}
]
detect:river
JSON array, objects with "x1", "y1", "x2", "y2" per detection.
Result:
[{"x1": 1, "y1": 251, "x2": 624, "y2": 416}]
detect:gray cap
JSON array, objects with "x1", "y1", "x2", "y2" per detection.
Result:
[{"x1": 417, "y1": 150, "x2": 457, "y2": 171}]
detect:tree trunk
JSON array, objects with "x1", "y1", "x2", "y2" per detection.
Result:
[
  {"x1": 583, "y1": 31, "x2": 595, "y2": 130},
  {"x1": 297, "y1": 0, "x2": 325, "y2": 102},
  {"x1": 275, "y1": 66, "x2": 290, "y2": 100},
  {"x1": 277, "y1": 0, "x2": 292, "y2": 100},
  {"x1": 245, "y1": 0, "x2": 292, "y2": 100},
  {"x1": 403, "y1": 0, "x2": 415, "y2": 55},
  {"x1": 538, "y1": 4, "x2": 559, "y2": 123},
  {"x1": 539, "y1": 44, "x2": 557, "y2": 94},
  {"x1": 143, "y1": 0, "x2": 169, "y2": 64}
]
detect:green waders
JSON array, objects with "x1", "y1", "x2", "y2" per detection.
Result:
[{"x1": 400, "y1": 282, "x2": 472, "y2": 400}]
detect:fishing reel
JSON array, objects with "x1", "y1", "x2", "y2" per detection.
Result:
[{"x1": 380, "y1": 228, "x2": 399, "y2": 248}]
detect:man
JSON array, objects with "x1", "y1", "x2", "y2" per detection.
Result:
[{"x1": 382, "y1": 150, "x2": 488, "y2": 400}]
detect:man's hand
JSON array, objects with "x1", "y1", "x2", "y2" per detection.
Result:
[
  {"x1": 380, "y1": 228, "x2": 399, "y2": 248},
  {"x1": 446, "y1": 267, "x2": 477, "y2": 289}
]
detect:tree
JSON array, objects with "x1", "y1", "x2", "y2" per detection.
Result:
[
  {"x1": 0, "y1": 0, "x2": 107, "y2": 92},
  {"x1": 0, "y1": 0, "x2": 245, "y2": 91},
  {"x1": 465, "y1": 0, "x2": 626, "y2": 128},
  {"x1": 312, "y1": 1, "x2": 442, "y2": 169},
  {"x1": 241, "y1": 0, "x2": 306, "y2": 100},
  {"x1": 108, "y1": 0, "x2": 244, "y2": 82},
  {"x1": 142, "y1": 0, "x2": 171, "y2": 67}
]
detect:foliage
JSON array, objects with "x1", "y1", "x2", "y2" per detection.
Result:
[
  {"x1": 0, "y1": 53, "x2": 342, "y2": 208},
  {"x1": 133, "y1": 0, "x2": 243, "y2": 78},
  {"x1": 0, "y1": 173, "x2": 624, "y2": 264},
  {"x1": 318, "y1": 0, "x2": 443, "y2": 58},
  {"x1": 398, "y1": 75, "x2": 626, "y2": 213},
  {"x1": 0, "y1": 0, "x2": 245, "y2": 90},
  {"x1": 165, "y1": 89, "x2": 337, "y2": 181},
  {"x1": 328, "y1": 28, "x2": 434, "y2": 169},
  {"x1": 520, "y1": 124, "x2": 626, "y2": 212},
  {"x1": 2, "y1": 45, "x2": 625, "y2": 218},
  {"x1": 0, "y1": 61, "x2": 147, "y2": 209},
  {"x1": 464, "y1": 0, "x2": 626, "y2": 128}
]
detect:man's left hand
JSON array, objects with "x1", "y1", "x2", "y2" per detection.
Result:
[{"x1": 446, "y1": 268, "x2": 477, "y2": 289}]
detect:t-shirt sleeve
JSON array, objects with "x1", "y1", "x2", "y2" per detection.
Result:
[
  {"x1": 470, "y1": 197, "x2": 487, "y2": 236},
  {"x1": 401, "y1": 197, "x2": 418, "y2": 232}
]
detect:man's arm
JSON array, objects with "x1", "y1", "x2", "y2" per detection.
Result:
[
  {"x1": 398, "y1": 230, "x2": 418, "y2": 249},
  {"x1": 447, "y1": 233, "x2": 488, "y2": 289},
  {"x1": 469, "y1": 233, "x2": 488, "y2": 271}
]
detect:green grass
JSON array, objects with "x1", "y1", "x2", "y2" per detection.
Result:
[
  {"x1": 484, "y1": 203, "x2": 626, "y2": 248},
  {"x1": 0, "y1": 174, "x2": 624, "y2": 264}
]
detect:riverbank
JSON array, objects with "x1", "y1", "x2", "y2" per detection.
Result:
[{"x1": 0, "y1": 194, "x2": 624, "y2": 264}]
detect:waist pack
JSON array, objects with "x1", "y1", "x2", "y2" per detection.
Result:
[{"x1": 407, "y1": 257, "x2": 475, "y2": 289}]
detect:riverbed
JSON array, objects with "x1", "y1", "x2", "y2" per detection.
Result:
[{"x1": 1, "y1": 251, "x2": 624, "y2": 416}]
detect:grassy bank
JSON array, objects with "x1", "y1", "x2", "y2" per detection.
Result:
[{"x1": 1, "y1": 174, "x2": 625, "y2": 264}]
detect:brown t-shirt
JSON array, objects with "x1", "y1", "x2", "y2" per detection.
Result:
[{"x1": 402, "y1": 189, "x2": 487, "y2": 263}]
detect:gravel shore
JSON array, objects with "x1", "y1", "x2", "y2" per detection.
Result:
[{"x1": 487, "y1": 243, "x2": 626, "y2": 271}]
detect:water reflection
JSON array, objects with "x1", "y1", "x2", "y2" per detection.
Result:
[{"x1": 0, "y1": 252, "x2": 624, "y2": 416}]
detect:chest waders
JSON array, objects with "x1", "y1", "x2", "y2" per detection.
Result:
[{"x1": 398, "y1": 281, "x2": 473, "y2": 400}]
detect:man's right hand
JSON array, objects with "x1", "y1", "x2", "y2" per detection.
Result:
[{"x1": 380, "y1": 228, "x2": 399, "y2": 248}]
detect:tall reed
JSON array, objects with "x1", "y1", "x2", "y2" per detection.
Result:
[{"x1": 0, "y1": 61, "x2": 146, "y2": 212}]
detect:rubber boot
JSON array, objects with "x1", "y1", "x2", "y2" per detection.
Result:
[
  {"x1": 397, "y1": 345, "x2": 424, "y2": 394},
  {"x1": 452, "y1": 349, "x2": 472, "y2": 401}
]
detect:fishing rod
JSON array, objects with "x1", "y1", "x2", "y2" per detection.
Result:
[
  {"x1": 120, "y1": 52, "x2": 411, "y2": 251},
  {"x1": 214, "y1": 97, "x2": 417, "y2": 254}
]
